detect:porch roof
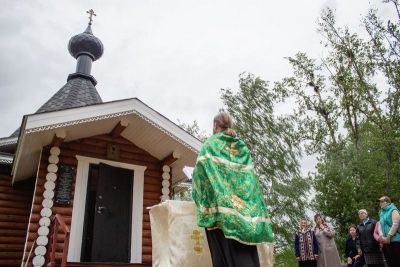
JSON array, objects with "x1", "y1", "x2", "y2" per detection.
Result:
[{"x1": 12, "y1": 97, "x2": 202, "y2": 185}]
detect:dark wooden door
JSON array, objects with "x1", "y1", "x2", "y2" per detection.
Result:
[{"x1": 90, "y1": 163, "x2": 133, "y2": 262}]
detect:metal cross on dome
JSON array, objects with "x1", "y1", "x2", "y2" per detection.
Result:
[{"x1": 87, "y1": 9, "x2": 96, "y2": 25}]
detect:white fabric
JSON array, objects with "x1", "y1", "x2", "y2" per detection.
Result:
[
  {"x1": 149, "y1": 200, "x2": 274, "y2": 267},
  {"x1": 150, "y1": 200, "x2": 213, "y2": 267}
]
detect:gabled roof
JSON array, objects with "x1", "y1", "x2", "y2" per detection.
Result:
[
  {"x1": 0, "y1": 136, "x2": 18, "y2": 154},
  {"x1": 12, "y1": 98, "x2": 202, "y2": 185},
  {"x1": 0, "y1": 152, "x2": 13, "y2": 164}
]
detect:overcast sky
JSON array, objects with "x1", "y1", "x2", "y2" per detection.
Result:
[{"x1": 0, "y1": 0, "x2": 395, "y2": 174}]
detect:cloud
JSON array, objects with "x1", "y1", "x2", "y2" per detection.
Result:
[{"x1": 0, "y1": 0, "x2": 390, "y2": 174}]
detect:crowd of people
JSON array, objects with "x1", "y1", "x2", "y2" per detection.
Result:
[
  {"x1": 296, "y1": 197, "x2": 400, "y2": 267},
  {"x1": 191, "y1": 112, "x2": 399, "y2": 267}
]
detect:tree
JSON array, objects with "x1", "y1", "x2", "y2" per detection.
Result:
[
  {"x1": 173, "y1": 120, "x2": 210, "y2": 201},
  {"x1": 177, "y1": 119, "x2": 209, "y2": 142},
  {"x1": 221, "y1": 73, "x2": 311, "y2": 248},
  {"x1": 272, "y1": 2, "x2": 400, "y2": 247}
]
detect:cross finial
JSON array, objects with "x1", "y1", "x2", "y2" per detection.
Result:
[{"x1": 86, "y1": 9, "x2": 96, "y2": 25}]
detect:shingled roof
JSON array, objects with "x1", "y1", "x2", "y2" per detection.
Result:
[{"x1": 36, "y1": 77, "x2": 102, "y2": 114}]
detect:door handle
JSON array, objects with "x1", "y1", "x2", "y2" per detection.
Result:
[{"x1": 98, "y1": 206, "x2": 106, "y2": 213}]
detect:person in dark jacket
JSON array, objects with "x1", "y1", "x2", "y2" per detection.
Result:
[
  {"x1": 345, "y1": 225, "x2": 364, "y2": 267},
  {"x1": 356, "y1": 209, "x2": 384, "y2": 267},
  {"x1": 295, "y1": 219, "x2": 318, "y2": 267}
]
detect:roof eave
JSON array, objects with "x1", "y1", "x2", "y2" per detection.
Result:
[{"x1": 12, "y1": 98, "x2": 203, "y2": 183}]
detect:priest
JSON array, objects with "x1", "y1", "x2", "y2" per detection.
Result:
[{"x1": 192, "y1": 112, "x2": 274, "y2": 267}]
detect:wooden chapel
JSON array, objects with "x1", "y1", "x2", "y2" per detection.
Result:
[{"x1": 0, "y1": 12, "x2": 201, "y2": 267}]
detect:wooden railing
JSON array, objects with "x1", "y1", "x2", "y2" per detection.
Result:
[{"x1": 46, "y1": 214, "x2": 70, "y2": 267}]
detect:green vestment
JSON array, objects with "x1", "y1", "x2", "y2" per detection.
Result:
[{"x1": 192, "y1": 132, "x2": 274, "y2": 244}]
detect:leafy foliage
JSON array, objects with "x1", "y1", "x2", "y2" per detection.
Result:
[
  {"x1": 221, "y1": 73, "x2": 311, "y2": 248},
  {"x1": 177, "y1": 119, "x2": 209, "y2": 142},
  {"x1": 274, "y1": 247, "x2": 298, "y2": 267},
  {"x1": 272, "y1": 1, "x2": 400, "y2": 250}
]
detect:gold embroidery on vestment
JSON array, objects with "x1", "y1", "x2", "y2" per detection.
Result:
[
  {"x1": 231, "y1": 194, "x2": 245, "y2": 210},
  {"x1": 225, "y1": 143, "x2": 239, "y2": 158},
  {"x1": 191, "y1": 230, "x2": 204, "y2": 255},
  {"x1": 196, "y1": 154, "x2": 254, "y2": 170},
  {"x1": 199, "y1": 205, "x2": 272, "y2": 223}
]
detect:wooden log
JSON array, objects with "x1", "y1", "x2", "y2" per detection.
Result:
[
  {"x1": 0, "y1": 259, "x2": 21, "y2": 266},
  {"x1": 0, "y1": 251, "x2": 23, "y2": 259},
  {"x1": 60, "y1": 146, "x2": 160, "y2": 169},
  {"x1": 160, "y1": 151, "x2": 180, "y2": 166},
  {"x1": 143, "y1": 214, "x2": 150, "y2": 222},
  {"x1": 0, "y1": 192, "x2": 33, "y2": 202},
  {"x1": 27, "y1": 223, "x2": 39, "y2": 233},
  {"x1": 142, "y1": 230, "x2": 151, "y2": 238},
  {"x1": 143, "y1": 183, "x2": 162, "y2": 193},
  {"x1": 0, "y1": 179, "x2": 13, "y2": 187},
  {"x1": 35, "y1": 185, "x2": 76, "y2": 199},
  {"x1": 27, "y1": 232, "x2": 38, "y2": 241},
  {"x1": 26, "y1": 232, "x2": 67, "y2": 243},
  {"x1": 92, "y1": 134, "x2": 134, "y2": 145},
  {"x1": 28, "y1": 220, "x2": 72, "y2": 234},
  {"x1": 58, "y1": 147, "x2": 106, "y2": 160},
  {"x1": 144, "y1": 170, "x2": 163, "y2": 178},
  {"x1": 143, "y1": 208, "x2": 151, "y2": 215},
  {"x1": 0, "y1": 200, "x2": 31, "y2": 209},
  {"x1": 143, "y1": 191, "x2": 161, "y2": 200},
  {"x1": 0, "y1": 214, "x2": 30, "y2": 223},
  {"x1": 58, "y1": 156, "x2": 78, "y2": 166},
  {"x1": 74, "y1": 137, "x2": 149, "y2": 155},
  {"x1": 143, "y1": 222, "x2": 151, "y2": 230},
  {"x1": 109, "y1": 120, "x2": 128, "y2": 137},
  {"x1": 0, "y1": 207, "x2": 31, "y2": 216},
  {"x1": 0, "y1": 229, "x2": 27, "y2": 237},
  {"x1": 0, "y1": 244, "x2": 24, "y2": 252},
  {"x1": 0, "y1": 221, "x2": 30, "y2": 230},
  {"x1": 62, "y1": 142, "x2": 107, "y2": 156},
  {"x1": 144, "y1": 176, "x2": 163, "y2": 185},
  {"x1": 74, "y1": 137, "x2": 105, "y2": 148},
  {"x1": 119, "y1": 152, "x2": 160, "y2": 169},
  {"x1": 142, "y1": 254, "x2": 152, "y2": 263},
  {"x1": 0, "y1": 237, "x2": 26, "y2": 244},
  {"x1": 28, "y1": 213, "x2": 41, "y2": 223},
  {"x1": 143, "y1": 199, "x2": 160, "y2": 207},
  {"x1": 51, "y1": 131, "x2": 67, "y2": 148},
  {"x1": 33, "y1": 196, "x2": 44, "y2": 205},
  {"x1": 0, "y1": 187, "x2": 33, "y2": 196},
  {"x1": 142, "y1": 246, "x2": 152, "y2": 254},
  {"x1": 34, "y1": 175, "x2": 46, "y2": 186},
  {"x1": 31, "y1": 204, "x2": 73, "y2": 217}
]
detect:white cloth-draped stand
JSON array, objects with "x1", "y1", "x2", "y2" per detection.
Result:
[{"x1": 149, "y1": 200, "x2": 274, "y2": 267}]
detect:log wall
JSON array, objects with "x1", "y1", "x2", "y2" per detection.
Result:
[
  {"x1": 23, "y1": 134, "x2": 163, "y2": 265},
  {"x1": 0, "y1": 164, "x2": 35, "y2": 266}
]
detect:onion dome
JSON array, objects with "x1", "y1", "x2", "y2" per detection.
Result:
[{"x1": 68, "y1": 25, "x2": 104, "y2": 61}]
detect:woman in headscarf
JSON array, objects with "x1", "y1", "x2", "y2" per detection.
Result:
[
  {"x1": 313, "y1": 214, "x2": 341, "y2": 267},
  {"x1": 356, "y1": 209, "x2": 384, "y2": 267}
]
